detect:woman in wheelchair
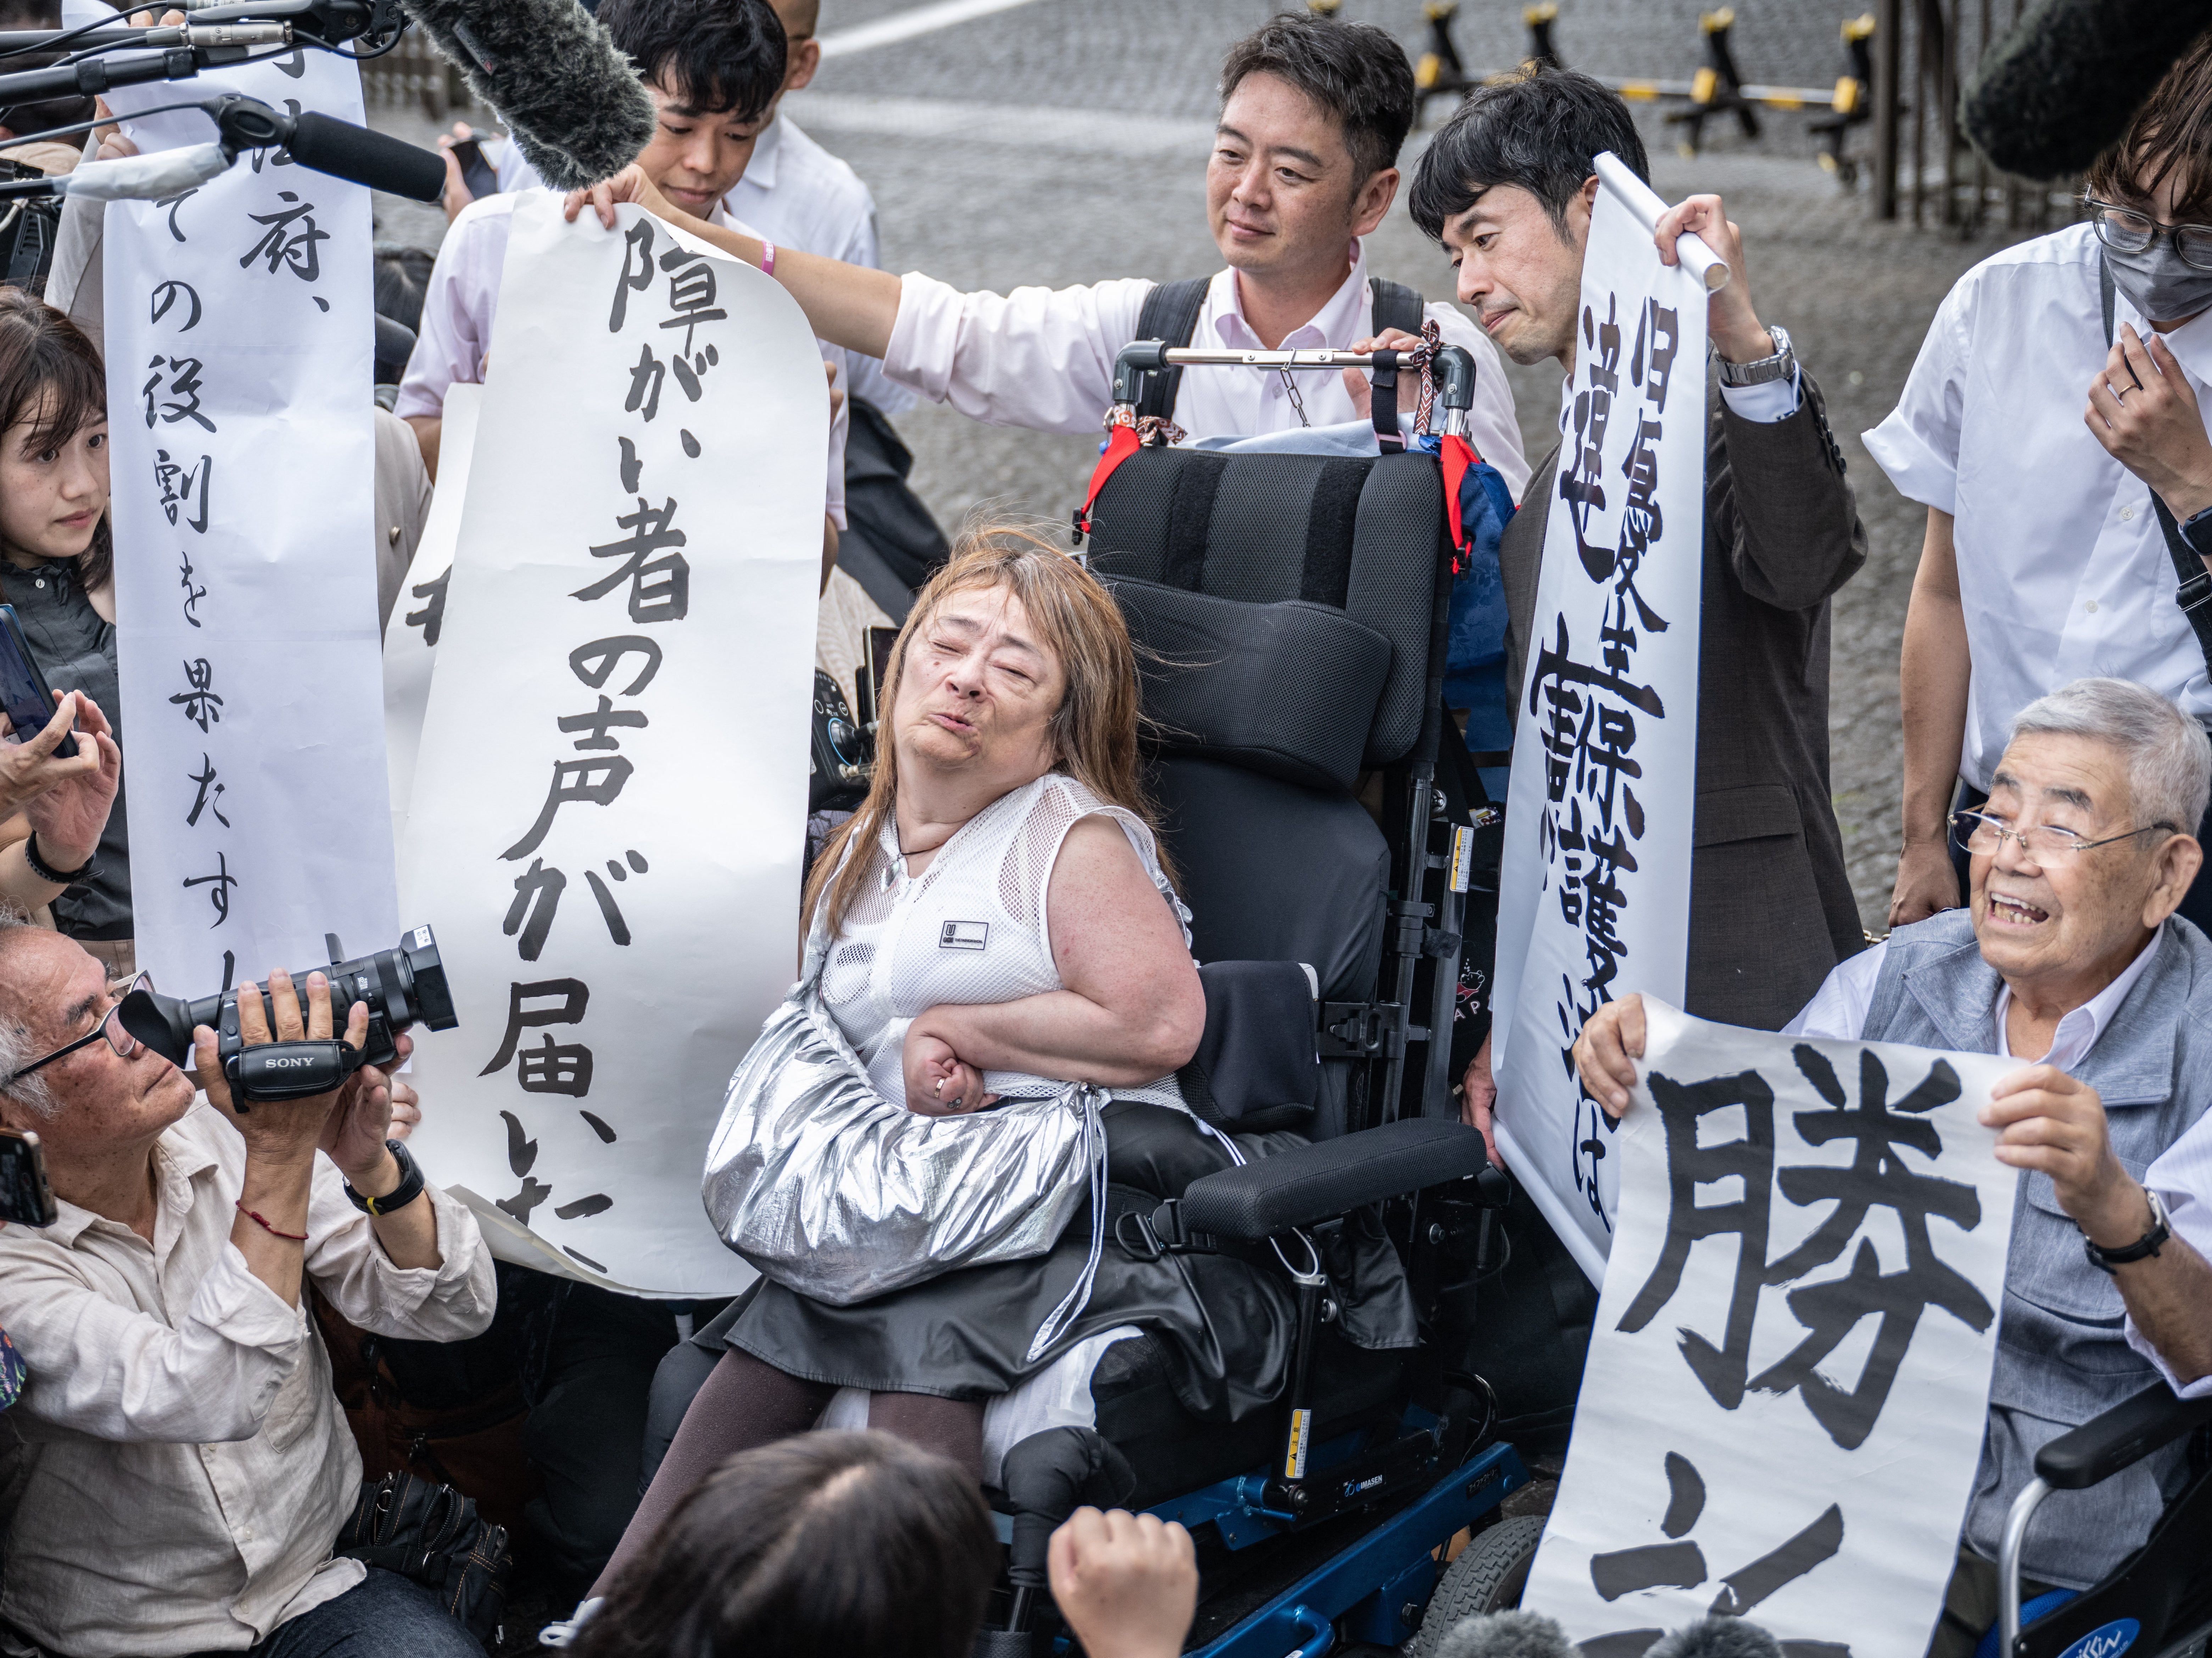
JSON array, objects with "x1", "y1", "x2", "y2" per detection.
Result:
[{"x1": 591, "y1": 526, "x2": 1413, "y2": 1596}]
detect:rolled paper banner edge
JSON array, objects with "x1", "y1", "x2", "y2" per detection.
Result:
[{"x1": 1592, "y1": 149, "x2": 1733, "y2": 295}]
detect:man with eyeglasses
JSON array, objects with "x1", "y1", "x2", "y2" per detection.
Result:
[
  {"x1": 1575, "y1": 677, "x2": 2212, "y2": 1657},
  {"x1": 1872, "y1": 33, "x2": 2212, "y2": 936},
  {"x1": 0, "y1": 920, "x2": 495, "y2": 1657}
]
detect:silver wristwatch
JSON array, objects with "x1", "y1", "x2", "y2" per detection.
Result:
[{"x1": 1717, "y1": 323, "x2": 1794, "y2": 387}]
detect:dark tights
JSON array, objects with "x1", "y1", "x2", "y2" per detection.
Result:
[{"x1": 588, "y1": 1348, "x2": 985, "y2": 1596}]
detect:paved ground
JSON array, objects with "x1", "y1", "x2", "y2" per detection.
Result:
[{"x1": 368, "y1": 0, "x2": 2058, "y2": 934}]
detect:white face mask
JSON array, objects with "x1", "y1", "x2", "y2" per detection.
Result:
[{"x1": 2105, "y1": 244, "x2": 2212, "y2": 326}]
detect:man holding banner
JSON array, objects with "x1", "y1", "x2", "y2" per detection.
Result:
[{"x1": 1402, "y1": 70, "x2": 1867, "y2": 1242}]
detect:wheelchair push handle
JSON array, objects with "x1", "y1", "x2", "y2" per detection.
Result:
[{"x1": 1108, "y1": 341, "x2": 1479, "y2": 435}]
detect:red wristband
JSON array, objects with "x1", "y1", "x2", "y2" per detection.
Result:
[{"x1": 235, "y1": 1200, "x2": 308, "y2": 1243}]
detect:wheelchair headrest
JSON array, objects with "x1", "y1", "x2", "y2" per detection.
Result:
[
  {"x1": 1105, "y1": 575, "x2": 1390, "y2": 792},
  {"x1": 1085, "y1": 447, "x2": 1451, "y2": 769}
]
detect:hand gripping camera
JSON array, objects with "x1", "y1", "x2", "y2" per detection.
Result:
[{"x1": 118, "y1": 926, "x2": 459, "y2": 1108}]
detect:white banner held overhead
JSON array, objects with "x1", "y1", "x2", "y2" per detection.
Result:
[
  {"x1": 385, "y1": 381, "x2": 483, "y2": 853},
  {"x1": 402, "y1": 195, "x2": 825, "y2": 1295},
  {"x1": 94, "y1": 32, "x2": 396, "y2": 991},
  {"x1": 1491, "y1": 156, "x2": 1711, "y2": 1283},
  {"x1": 1526, "y1": 1003, "x2": 2020, "y2": 1658}
]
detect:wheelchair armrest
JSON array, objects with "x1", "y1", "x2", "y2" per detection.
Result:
[
  {"x1": 1173, "y1": 1118, "x2": 1491, "y2": 1242},
  {"x1": 2033, "y1": 1382, "x2": 2212, "y2": 1491}
]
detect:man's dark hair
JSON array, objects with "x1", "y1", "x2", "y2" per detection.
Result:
[
  {"x1": 598, "y1": 0, "x2": 786, "y2": 124},
  {"x1": 2085, "y1": 28, "x2": 2212, "y2": 219},
  {"x1": 1409, "y1": 66, "x2": 1650, "y2": 241},
  {"x1": 572, "y1": 1432, "x2": 998, "y2": 1658},
  {"x1": 1219, "y1": 12, "x2": 1416, "y2": 185}
]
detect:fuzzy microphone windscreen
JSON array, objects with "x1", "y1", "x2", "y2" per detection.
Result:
[
  {"x1": 1962, "y1": 0, "x2": 2212, "y2": 180},
  {"x1": 399, "y1": 0, "x2": 656, "y2": 190},
  {"x1": 1435, "y1": 1611, "x2": 1580, "y2": 1658},
  {"x1": 1643, "y1": 1615, "x2": 1786, "y2": 1658}
]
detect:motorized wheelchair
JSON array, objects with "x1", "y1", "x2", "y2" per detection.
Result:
[{"x1": 960, "y1": 339, "x2": 1557, "y2": 1658}]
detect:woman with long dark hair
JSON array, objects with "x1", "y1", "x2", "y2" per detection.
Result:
[{"x1": 0, "y1": 288, "x2": 122, "y2": 938}]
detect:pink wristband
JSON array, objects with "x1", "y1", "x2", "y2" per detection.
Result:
[{"x1": 760, "y1": 240, "x2": 776, "y2": 278}]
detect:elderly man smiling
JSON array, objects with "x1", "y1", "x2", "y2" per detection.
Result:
[{"x1": 1573, "y1": 677, "x2": 2212, "y2": 1657}]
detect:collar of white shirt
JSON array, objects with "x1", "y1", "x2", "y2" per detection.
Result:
[
  {"x1": 39, "y1": 1114, "x2": 219, "y2": 1249},
  {"x1": 2113, "y1": 280, "x2": 2212, "y2": 388},
  {"x1": 1991, "y1": 926, "x2": 2165, "y2": 1068},
  {"x1": 1205, "y1": 239, "x2": 1373, "y2": 351},
  {"x1": 744, "y1": 111, "x2": 785, "y2": 193}
]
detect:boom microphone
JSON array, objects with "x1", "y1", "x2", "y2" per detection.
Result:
[
  {"x1": 1644, "y1": 1617, "x2": 1784, "y2": 1658},
  {"x1": 1435, "y1": 1611, "x2": 1578, "y2": 1658},
  {"x1": 281, "y1": 110, "x2": 445, "y2": 199},
  {"x1": 396, "y1": 0, "x2": 654, "y2": 190},
  {"x1": 1962, "y1": 0, "x2": 2212, "y2": 181}
]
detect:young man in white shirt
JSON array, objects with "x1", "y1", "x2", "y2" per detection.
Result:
[
  {"x1": 1871, "y1": 35, "x2": 2212, "y2": 934},
  {"x1": 568, "y1": 11, "x2": 1527, "y2": 489},
  {"x1": 397, "y1": 0, "x2": 849, "y2": 584}
]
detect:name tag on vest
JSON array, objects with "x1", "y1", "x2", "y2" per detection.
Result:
[{"x1": 939, "y1": 920, "x2": 989, "y2": 951}]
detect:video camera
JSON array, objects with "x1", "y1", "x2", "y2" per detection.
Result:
[{"x1": 119, "y1": 925, "x2": 458, "y2": 1108}]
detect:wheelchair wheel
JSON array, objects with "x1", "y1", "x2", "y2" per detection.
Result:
[{"x1": 1411, "y1": 1514, "x2": 1546, "y2": 1657}]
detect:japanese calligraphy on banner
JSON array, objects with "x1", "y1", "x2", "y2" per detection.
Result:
[
  {"x1": 1491, "y1": 158, "x2": 1711, "y2": 1283},
  {"x1": 403, "y1": 195, "x2": 825, "y2": 1295},
  {"x1": 90, "y1": 24, "x2": 395, "y2": 991},
  {"x1": 1526, "y1": 1003, "x2": 2019, "y2": 1658},
  {"x1": 385, "y1": 381, "x2": 482, "y2": 852}
]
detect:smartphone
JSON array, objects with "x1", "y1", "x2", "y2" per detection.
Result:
[
  {"x1": 449, "y1": 137, "x2": 498, "y2": 201},
  {"x1": 856, "y1": 626, "x2": 899, "y2": 732},
  {"x1": 0, "y1": 1126, "x2": 56, "y2": 1227},
  {"x1": 0, "y1": 605, "x2": 74, "y2": 760}
]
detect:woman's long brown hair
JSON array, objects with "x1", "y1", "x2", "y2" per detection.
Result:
[
  {"x1": 802, "y1": 522, "x2": 1169, "y2": 939},
  {"x1": 0, "y1": 288, "x2": 111, "y2": 591}
]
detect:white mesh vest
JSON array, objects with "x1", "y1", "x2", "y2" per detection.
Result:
[{"x1": 813, "y1": 773, "x2": 1193, "y2": 1111}]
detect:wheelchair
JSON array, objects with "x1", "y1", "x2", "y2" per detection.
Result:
[
  {"x1": 966, "y1": 339, "x2": 1557, "y2": 1658},
  {"x1": 1988, "y1": 1383, "x2": 2212, "y2": 1658}
]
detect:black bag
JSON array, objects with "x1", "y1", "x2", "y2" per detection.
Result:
[
  {"x1": 337, "y1": 1470, "x2": 513, "y2": 1647},
  {"x1": 836, "y1": 394, "x2": 950, "y2": 623}
]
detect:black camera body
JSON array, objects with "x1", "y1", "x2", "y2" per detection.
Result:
[{"x1": 119, "y1": 926, "x2": 459, "y2": 1108}]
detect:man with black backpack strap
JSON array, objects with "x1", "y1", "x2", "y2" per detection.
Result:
[
  {"x1": 570, "y1": 12, "x2": 1525, "y2": 486},
  {"x1": 1874, "y1": 35, "x2": 2212, "y2": 935}
]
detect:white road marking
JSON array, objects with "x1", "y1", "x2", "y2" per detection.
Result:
[{"x1": 817, "y1": 0, "x2": 1057, "y2": 60}]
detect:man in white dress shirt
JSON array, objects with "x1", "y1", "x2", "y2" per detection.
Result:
[
  {"x1": 569, "y1": 11, "x2": 1526, "y2": 489},
  {"x1": 1574, "y1": 679, "x2": 2212, "y2": 1657},
  {"x1": 397, "y1": 0, "x2": 850, "y2": 585},
  {"x1": 0, "y1": 925, "x2": 494, "y2": 1656},
  {"x1": 1872, "y1": 38, "x2": 2212, "y2": 934}
]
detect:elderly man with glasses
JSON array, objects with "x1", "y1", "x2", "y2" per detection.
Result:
[
  {"x1": 0, "y1": 914, "x2": 495, "y2": 1657},
  {"x1": 1870, "y1": 31, "x2": 2212, "y2": 937},
  {"x1": 1575, "y1": 677, "x2": 2212, "y2": 1658}
]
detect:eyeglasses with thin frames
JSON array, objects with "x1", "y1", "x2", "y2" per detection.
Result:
[
  {"x1": 2084, "y1": 196, "x2": 2212, "y2": 271},
  {"x1": 0, "y1": 971, "x2": 154, "y2": 1088},
  {"x1": 1950, "y1": 809, "x2": 2177, "y2": 862}
]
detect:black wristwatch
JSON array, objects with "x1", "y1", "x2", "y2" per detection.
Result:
[
  {"x1": 343, "y1": 1139, "x2": 427, "y2": 1218},
  {"x1": 2178, "y1": 502, "x2": 2212, "y2": 558},
  {"x1": 2082, "y1": 1186, "x2": 2170, "y2": 1274},
  {"x1": 23, "y1": 831, "x2": 95, "y2": 887}
]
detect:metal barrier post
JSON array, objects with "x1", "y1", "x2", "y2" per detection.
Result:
[{"x1": 1874, "y1": 0, "x2": 1902, "y2": 218}]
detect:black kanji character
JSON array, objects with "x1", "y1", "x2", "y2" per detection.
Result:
[
  {"x1": 143, "y1": 357, "x2": 215, "y2": 433},
  {"x1": 155, "y1": 449, "x2": 212, "y2": 533},
  {"x1": 558, "y1": 695, "x2": 648, "y2": 751},
  {"x1": 169, "y1": 658, "x2": 223, "y2": 731},
  {"x1": 573, "y1": 498, "x2": 689, "y2": 624},
  {"x1": 1587, "y1": 1453, "x2": 1844, "y2": 1620},
  {"x1": 182, "y1": 850, "x2": 238, "y2": 926},
  {"x1": 570, "y1": 635, "x2": 663, "y2": 695},
  {"x1": 238, "y1": 191, "x2": 326, "y2": 281},
  {"x1": 480, "y1": 978, "x2": 591, "y2": 1088},
  {"x1": 503, "y1": 858, "x2": 566, "y2": 960},
  {"x1": 155, "y1": 189, "x2": 196, "y2": 244},
  {"x1": 657, "y1": 246, "x2": 728, "y2": 356},
  {"x1": 501, "y1": 758, "x2": 634, "y2": 861},
  {"x1": 149, "y1": 279, "x2": 201, "y2": 330},
  {"x1": 610, "y1": 218, "x2": 654, "y2": 332},
  {"x1": 625, "y1": 342, "x2": 666, "y2": 421},
  {"x1": 179, "y1": 551, "x2": 206, "y2": 629},
  {"x1": 405, "y1": 569, "x2": 448, "y2": 648}
]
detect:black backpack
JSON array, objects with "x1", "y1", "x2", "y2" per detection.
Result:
[{"x1": 1130, "y1": 274, "x2": 1427, "y2": 422}]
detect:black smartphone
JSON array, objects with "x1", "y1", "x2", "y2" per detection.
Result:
[
  {"x1": 0, "y1": 1125, "x2": 56, "y2": 1227},
  {"x1": 0, "y1": 605, "x2": 73, "y2": 759},
  {"x1": 856, "y1": 626, "x2": 899, "y2": 732},
  {"x1": 449, "y1": 137, "x2": 498, "y2": 201}
]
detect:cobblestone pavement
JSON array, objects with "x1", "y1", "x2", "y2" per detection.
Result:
[{"x1": 367, "y1": 0, "x2": 2056, "y2": 932}]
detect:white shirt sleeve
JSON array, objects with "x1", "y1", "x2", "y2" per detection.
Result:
[
  {"x1": 881, "y1": 271, "x2": 1156, "y2": 435},
  {"x1": 1862, "y1": 274, "x2": 1973, "y2": 515},
  {"x1": 2127, "y1": 1114, "x2": 2212, "y2": 1397},
  {"x1": 1718, "y1": 364, "x2": 1803, "y2": 424},
  {"x1": 825, "y1": 355, "x2": 850, "y2": 530},
  {"x1": 392, "y1": 198, "x2": 513, "y2": 422},
  {"x1": 302, "y1": 1162, "x2": 496, "y2": 1344},
  {"x1": 1423, "y1": 301, "x2": 1530, "y2": 502},
  {"x1": 1780, "y1": 939, "x2": 1889, "y2": 1040}
]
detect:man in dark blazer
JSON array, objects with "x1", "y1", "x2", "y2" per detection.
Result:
[{"x1": 1395, "y1": 68, "x2": 1869, "y2": 1149}]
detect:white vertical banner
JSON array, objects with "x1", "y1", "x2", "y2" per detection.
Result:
[
  {"x1": 93, "y1": 30, "x2": 395, "y2": 990},
  {"x1": 1525, "y1": 1003, "x2": 2020, "y2": 1658},
  {"x1": 1492, "y1": 158, "x2": 1711, "y2": 1283},
  {"x1": 402, "y1": 195, "x2": 823, "y2": 1295},
  {"x1": 384, "y1": 381, "x2": 482, "y2": 852}
]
